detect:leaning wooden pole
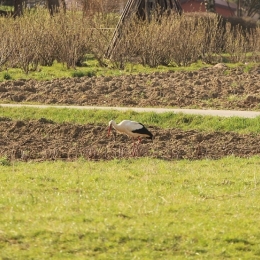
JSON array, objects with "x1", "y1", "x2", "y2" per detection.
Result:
[
  {"x1": 105, "y1": 0, "x2": 142, "y2": 59},
  {"x1": 105, "y1": 0, "x2": 183, "y2": 60}
]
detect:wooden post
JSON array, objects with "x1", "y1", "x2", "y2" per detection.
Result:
[
  {"x1": 145, "y1": 0, "x2": 150, "y2": 21},
  {"x1": 237, "y1": 0, "x2": 241, "y2": 17}
]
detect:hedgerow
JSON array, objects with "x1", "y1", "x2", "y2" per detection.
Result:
[{"x1": 0, "y1": 8, "x2": 259, "y2": 73}]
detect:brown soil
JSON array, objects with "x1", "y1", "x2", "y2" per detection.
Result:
[
  {"x1": 0, "y1": 65, "x2": 259, "y2": 110},
  {"x1": 1, "y1": 65, "x2": 260, "y2": 162},
  {"x1": 0, "y1": 118, "x2": 260, "y2": 162}
]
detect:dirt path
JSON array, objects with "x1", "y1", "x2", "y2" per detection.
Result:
[{"x1": 2, "y1": 104, "x2": 260, "y2": 118}]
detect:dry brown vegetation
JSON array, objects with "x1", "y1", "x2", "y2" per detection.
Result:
[
  {"x1": 113, "y1": 12, "x2": 260, "y2": 67},
  {"x1": 81, "y1": 0, "x2": 127, "y2": 15},
  {"x1": 0, "y1": 8, "x2": 259, "y2": 73}
]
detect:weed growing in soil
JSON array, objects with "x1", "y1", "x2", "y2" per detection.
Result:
[
  {"x1": 0, "y1": 157, "x2": 260, "y2": 259},
  {"x1": 0, "y1": 156, "x2": 10, "y2": 166},
  {"x1": 3, "y1": 72, "x2": 11, "y2": 80},
  {"x1": 71, "y1": 70, "x2": 97, "y2": 78}
]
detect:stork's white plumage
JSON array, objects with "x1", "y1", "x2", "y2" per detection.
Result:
[
  {"x1": 108, "y1": 120, "x2": 153, "y2": 141},
  {"x1": 108, "y1": 120, "x2": 153, "y2": 155}
]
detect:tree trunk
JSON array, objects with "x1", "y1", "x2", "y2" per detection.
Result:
[
  {"x1": 46, "y1": 0, "x2": 61, "y2": 16},
  {"x1": 13, "y1": 0, "x2": 23, "y2": 17}
]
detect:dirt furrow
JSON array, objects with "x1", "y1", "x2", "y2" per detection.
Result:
[
  {"x1": 0, "y1": 65, "x2": 260, "y2": 110},
  {"x1": 1, "y1": 118, "x2": 259, "y2": 162}
]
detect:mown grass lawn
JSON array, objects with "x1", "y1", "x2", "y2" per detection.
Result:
[{"x1": 1, "y1": 157, "x2": 260, "y2": 259}]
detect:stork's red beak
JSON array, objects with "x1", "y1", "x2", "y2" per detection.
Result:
[{"x1": 107, "y1": 125, "x2": 111, "y2": 137}]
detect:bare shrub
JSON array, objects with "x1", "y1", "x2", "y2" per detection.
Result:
[
  {"x1": 31, "y1": 9, "x2": 60, "y2": 66},
  {"x1": 252, "y1": 27, "x2": 260, "y2": 62},
  {"x1": 224, "y1": 24, "x2": 250, "y2": 63},
  {"x1": 88, "y1": 13, "x2": 118, "y2": 66},
  {"x1": 109, "y1": 10, "x2": 260, "y2": 67},
  {"x1": 222, "y1": 16, "x2": 259, "y2": 63},
  {"x1": 136, "y1": 15, "x2": 182, "y2": 67},
  {"x1": 0, "y1": 17, "x2": 16, "y2": 69},
  {"x1": 1, "y1": 6, "x2": 260, "y2": 72},
  {"x1": 111, "y1": 12, "x2": 228, "y2": 67},
  {"x1": 51, "y1": 10, "x2": 93, "y2": 68},
  {"x1": 108, "y1": 15, "x2": 148, "y2": 68},
  {"x1": 5, "y1": 9, "x2": 62, "y2": 72},
  {"x1": 186, "y1": 13, "x2": 226, "y2": 64},
  {"x1": 0, "y1": 8, "x2": 116, "y2": 71},
  {"x1": 8, "y1": 11, "x2": 42, "y2": 73},
  {"x1": 134, "y1": 17, "x2": 174, "y2": 67},
  {"x1": 81, "y1": 0, "x2": 127, "y2": 15},
  {"x1": 110, "y1": 14, "x2": 186, "y2": 68},
  {"x1": 168, "y1": 14, "x2": 204, "y2": 66}
]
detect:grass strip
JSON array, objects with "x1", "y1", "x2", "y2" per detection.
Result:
[
  {"x1": 0, "y1": 59, "x2": 210, "y2": 81},
  {"x1": 1, "y1": 106, "x2": 260, "y2": 134}
]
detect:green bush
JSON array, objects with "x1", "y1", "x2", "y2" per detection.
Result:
[{"x1": 3, "y1": 72, "x2": 11, "y2": 80}]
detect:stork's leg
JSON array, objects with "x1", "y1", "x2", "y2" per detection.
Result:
[
  {"x1": 133, "y1": 137, "x2": 141, "y2": 155},
  {"x1": 132, "y1": 138, "x2": 137, "y2": 156},
  {"x1": 132, "y1": 138, "x2": 141, "y2": 156},
  {"x1": 132, "y1": 138, "x2": 138, "y2": 156}
]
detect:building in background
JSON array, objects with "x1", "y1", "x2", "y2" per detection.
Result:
[
  {"x1": 0, "y1": 0, "x2": 238, "y2": 17},
  {"x1": 103, "y1": 0, "x2": 237, "y2": 17},
  {"x1": 178, "y1": 0, "x2": 236, "y2": 17}
]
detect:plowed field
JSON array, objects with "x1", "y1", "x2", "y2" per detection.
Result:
[
  {"x1": 1, "y1": 65, "x2": 260, "y2": 161},
  {"x1": 1, "y1": 118, "x2": 260, "y2": 161},
  {"x1": 0, "y1": 65, "x2": 259, "y2": 109}
]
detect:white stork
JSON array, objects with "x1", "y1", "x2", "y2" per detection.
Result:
[{"x1": 107, "y1": 120, "x2": 153, "y2": 154}]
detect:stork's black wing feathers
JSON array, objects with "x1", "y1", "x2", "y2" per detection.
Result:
[{"x1": 132, "y1": 123, "x2": 153, "y2": 140}]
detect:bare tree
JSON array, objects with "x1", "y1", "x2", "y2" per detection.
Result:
[{"x1": 237, "y1": 0, "x2": 260, "y2": 18}]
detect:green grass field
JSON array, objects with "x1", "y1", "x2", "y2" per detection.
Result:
[{"x1": 0, "y1": 157, "x2": 260, "y2": 259}]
